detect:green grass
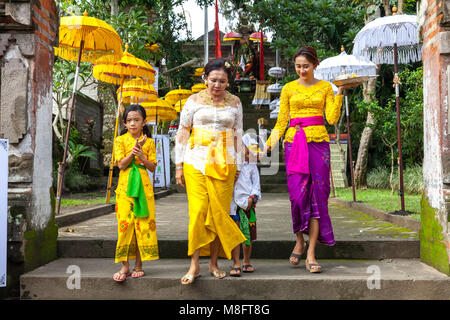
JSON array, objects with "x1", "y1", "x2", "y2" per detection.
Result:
[
  {"x1": 60, "y1": 191, "x2": 115, "y2": 207},
  {"x1": 332, "y1": 187, "x2": 421, "y2": 220}
]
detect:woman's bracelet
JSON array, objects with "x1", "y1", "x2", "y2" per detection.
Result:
[{"x1": 176, "y1": 164, "x2": 183, "y2": 170}]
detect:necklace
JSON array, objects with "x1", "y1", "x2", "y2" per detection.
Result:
[{"x1": 199, "y1": 89, "x2": 234, "y2": 108}]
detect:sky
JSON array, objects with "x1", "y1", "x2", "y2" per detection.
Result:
[{"x1": 174, "y1": 0, "x2": 231, "y2": 40}]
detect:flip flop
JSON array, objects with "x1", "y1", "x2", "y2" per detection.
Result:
[
  {"x1": 131, "y1": 268, "x2": 145, "y2": 278},
  {"x1": 181, "y1": 273, "x2": 201, "y2": 285},
  {"x1": 230, "y1": 267, "x2": 242, "y2": 277},
  {"x1": 113, "y1": 271, "x2": 131, "y2": 282},
  {"x1": 242, "y1": 264, "x2": 255, "y2": 273}
]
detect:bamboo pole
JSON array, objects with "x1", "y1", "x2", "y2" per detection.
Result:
[
  {"x1": 55, "y1": 40, "x2": 84, "y2": 216},
  {"x1": 393, "y1": 43, "x2": 405, "y2": 212},
  {"x1": 106, "y1": 75, "x2": 125, "y2": 203}
]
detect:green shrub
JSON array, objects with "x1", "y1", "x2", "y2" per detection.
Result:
[
  {"x1": 392, "y1": 164, "x2": 423, "y2": 194},
  {"x1": 65, "y1": 168, "x2": 89, "y2": 192},
  {"x1": 367, "y1": 165, "x2": 423, "y2": 194},
  {"x1": 367, "y1": 167, "x2": 390, "y2": 190}
]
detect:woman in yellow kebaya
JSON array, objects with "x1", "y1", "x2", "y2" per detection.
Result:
[
  {"x1": 175, "y1": 58, "x2": 246, "y2": 284},
  {"x1": 265, "y1": 46, "x2": 356, "y2": 273},
  {"x1": 112, "y1": 104, "x2": 158, "y2": 282}
]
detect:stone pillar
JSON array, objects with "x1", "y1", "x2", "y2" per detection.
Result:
[
  {"x1": 419, "y1": 0, "x2": 450, "y2": 275},
  {"x1": 0, "y1": 0, "x2": 58, "y2": 298}
]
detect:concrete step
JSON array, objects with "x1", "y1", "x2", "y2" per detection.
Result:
[
  {"x1": 259, "y1": 174, "x2": 287, "y2": 184},
  {"x1": 20, "y1": 258, "x2": 450, "y2": 300},
  {"x1": 261, "y1": 183, "x2": 288, "y2": 193},
  {"x1": 56, "y1": 238, "x2": 419, "y2": 260}
]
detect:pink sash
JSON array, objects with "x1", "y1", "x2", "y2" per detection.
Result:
[{"x1": 287, "y1": 116, "x2": 324, "y2": 175}]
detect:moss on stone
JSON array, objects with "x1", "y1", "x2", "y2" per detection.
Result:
[
  {"x1": 420, "y1": 193, "x2": 449, "y2": 275},
  {"x1": 23, "y1": 188, "x2": 58, "y2": 272}
]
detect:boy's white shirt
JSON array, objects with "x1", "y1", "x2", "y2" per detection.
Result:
[{"x1": 230, "y1": 161, "x2": 261, "y2": 215}]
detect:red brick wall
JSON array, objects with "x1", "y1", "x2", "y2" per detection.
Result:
[
  {"x1": 420, "y1": 0, "x2": 450, "y2": 275},
  {"x1": 31, "y1": 0, "x2": 57, "y2": 145}
]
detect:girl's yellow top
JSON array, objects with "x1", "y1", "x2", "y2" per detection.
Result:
[
  {"x1": 114, "y1": 132, "x2": 157, "y2": 196},
  {"x1": 267, "y1": 80, "x2": 343, "y2": 148}
]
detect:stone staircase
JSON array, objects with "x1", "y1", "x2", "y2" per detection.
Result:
[{"x1": 19, "y1": 193, "x2": 450, "y2": 300}]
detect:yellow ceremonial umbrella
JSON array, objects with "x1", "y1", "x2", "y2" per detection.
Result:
[
  {"x1": 55, "y1": 11, "x2": 123, "y2": 63},
  {"x1": 93, "y1": 44, "x2": 156, "y2": 85},
  {"x1": 141, "y1": 99, "x2": 177, "y2": 188},
  {"x1": 174, "y1": 98, "x2": 187, "y2": 113},
  {"x1": 54, "y1": 11, "x2": 122, "y2": 216},
  {"x1": 117, "y1": 77, "x2": 158, "y2": 104},
  {"x1": 164, "y1": 85, "x2": 192, "y2": 105},
  {"x1": 93, "y1": 44, "x2": 157, "y2": 203},
  {"x1": 194, "y1": 67, "x2": 204, "y2": 77},
  {"x1": 141, "y1": 99, "x2": 177, "y2": 123},
  {"x1": 145, "y1": 109, "x2": 177, "y2": 123},
  {"x1": 191, "y1": 83, "x2": 207, "y2": 93}
]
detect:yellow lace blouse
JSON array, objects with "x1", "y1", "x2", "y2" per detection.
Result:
[{"x1": 266, "y1": 80, "x2": 343, "y2": 148}]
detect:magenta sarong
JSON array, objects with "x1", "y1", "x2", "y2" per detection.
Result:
[
  {"x1": 287, "y1": 116, "x2": 324, "y2": 175},
  {"x1": 285, "y1": 133, "x2": 335, "y2": 246}
]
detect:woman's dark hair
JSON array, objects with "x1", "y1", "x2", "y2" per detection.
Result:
[
  {"x1": 294, "y1": 46, "x2": 320, "y2": 66},
  {"x1": 204, "y1": 58, "x2": 233, "y2": 82},
  {"x1": 120, "y1": 104, "x2": 151, "y2": 137}
]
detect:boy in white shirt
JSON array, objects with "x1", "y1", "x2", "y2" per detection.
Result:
[{"x1": 230, "y1": 133, "x2": 262, "y2": 276}]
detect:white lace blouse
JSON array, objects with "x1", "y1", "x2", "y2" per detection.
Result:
[{"x1": 175, "y1": 90, "x2": 244, "y2": 174}]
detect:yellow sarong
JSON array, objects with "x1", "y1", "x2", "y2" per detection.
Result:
[
  {"x1": 113, "y1": 133, "x2": 159, "y2": 263},
  {"x1": 184, "y1": 129, "x2": 246, "y2": 259}
]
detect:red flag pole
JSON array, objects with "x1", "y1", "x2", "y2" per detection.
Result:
[
  {"x1": 215, "y1": 0, "x2": 221, "y2": 58},
  {"x1": 259, "y1": 27, "x2": 264, "y2": 80}
]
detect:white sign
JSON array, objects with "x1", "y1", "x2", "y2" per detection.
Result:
[
  {"x1": 148, "y1": 135, "x2": 170, "y2": 188},
  {"x1": 153, "y1": 67, "x2": 159, "y2": 94},
  {"x1": 0, "y1": 139, "x2": 8, "y2": 287}
]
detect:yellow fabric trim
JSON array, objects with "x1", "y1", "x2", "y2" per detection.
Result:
[{"x1": 190, "y1": 128, "x2": 235, "y2": 180}]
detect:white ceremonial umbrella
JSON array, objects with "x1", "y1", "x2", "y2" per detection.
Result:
[
  {"x1": 270, "y1": 101, "x2": 280, "y2": 119},
  {"x1": 352, "y1": 7, "x2": 421, "y2": 212},
  {"x1": 315, "y1": 48, "x2": 377, "y2": 202},
  {"x1": 269, "y1": 98, "x2": 280, "y2": 111},
  {"x1": 267, "y1": 83, "x2": 284, "y2": 94},
  {"x1": 314, "y1": 48, "x2": 377, "y2": 81}
]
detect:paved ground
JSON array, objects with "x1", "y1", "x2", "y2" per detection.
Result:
[{"x1": 58, "y1": 192, "x2": 418, "y2": 241}]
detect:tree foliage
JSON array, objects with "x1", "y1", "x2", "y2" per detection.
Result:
[
  {"x1": 354, "y1": 66, "x2": 423, "y2": 175},
  {"x1": 248, "y1": 0, "x2": 366, "y2": 64}
]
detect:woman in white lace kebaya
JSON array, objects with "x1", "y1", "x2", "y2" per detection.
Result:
[{"x1": 175, "y1": 58, "x2": 246, "y2": 284}]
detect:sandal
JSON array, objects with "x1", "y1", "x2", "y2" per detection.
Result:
[
  {"x1": 230, "y1": 267, "x2": 242, "y2": 277},
  {"x1": 242, "y1": 264, "x2": 254, "y2": 273},
  {"x1": 289, "y1": 253, "x2": 302, "y2": 266},
  {"x1": 113, "y1": 271, "x2": 131, "y2": 282},
  {"x1": 305, "y1": 261, "x2": 322, "y2": 273},
  {"x1": 210, "y1": 269, "x2": 227, "y2": 279},
  {"x1": 181, "y1": 273, "x2": 201, "y2": 285},
  {"x1": 131, "y1": 268, "x2": 145, "y2": 278}
]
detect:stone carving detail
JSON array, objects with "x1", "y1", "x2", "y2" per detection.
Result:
[
  {"x1": 0, "y1": 2, "x2": 32, "y2": 29},
  {"x1": 0, "y1": 57, "x2": 28, "y2": 144},
  {"x1": 8, "y1": 153, "x2": 33, "y2": 183},
  {"x1": 443, "y1": 0, "x2": 450, "y2": 26}
]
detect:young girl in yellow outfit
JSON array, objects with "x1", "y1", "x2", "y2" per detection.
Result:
[{"x1": 112, "y1": 104, "x2": 158, "y2": 282}]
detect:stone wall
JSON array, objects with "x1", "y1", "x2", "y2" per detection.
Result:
[
  {"x1": 0, "y1": 0, "x2": 58, "y2": 298},
  {"x1": 419, "y1": 0, "x2": 450, "y2": 275}
]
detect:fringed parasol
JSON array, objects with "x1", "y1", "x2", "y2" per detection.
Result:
[{"x1": 54, "y1": 11, "x2": 122, "y2": 216}]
